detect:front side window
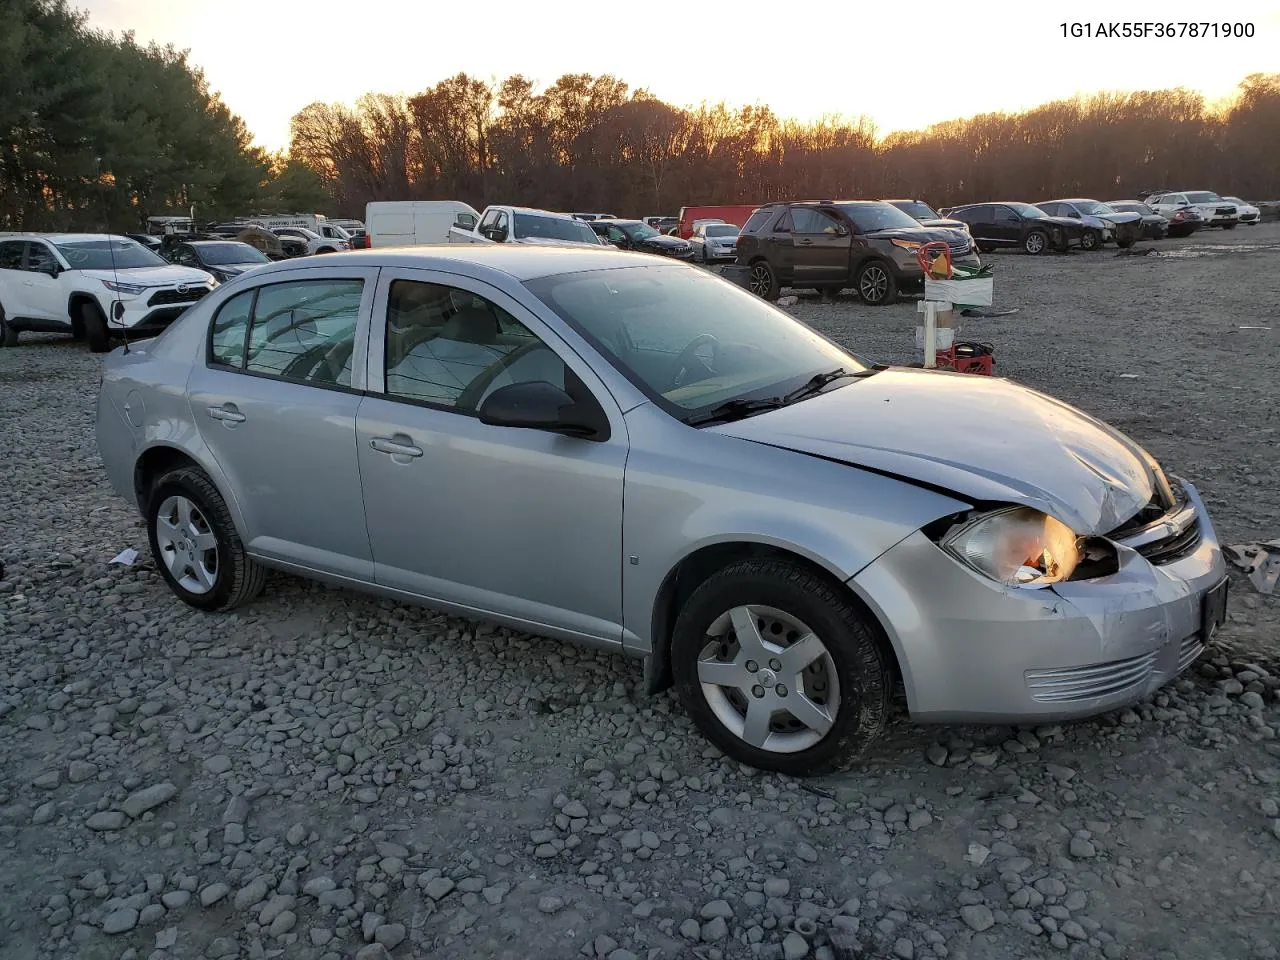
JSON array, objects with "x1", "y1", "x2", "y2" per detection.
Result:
[
  {"x1": 383, "y1": 279, "x2": 566, "y2": 413},
  {"x1": 25, "y1": 243, "x2": 56, "y2": 272},
  {"x1": 791, "y1": 208, "x2": 844, "y2": 234},
  {"x1": 526, "y1": 264, "x2": 864, "y2": 419},
  {"x1": 207, "y1": 279, "x2": 363, "y2": 387}
]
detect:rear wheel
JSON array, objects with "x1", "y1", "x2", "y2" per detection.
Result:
[
  {"x1": 146, "y1": 466, "x2": 266, "y2": 612},
  {"x1": 671, "y1": 558, "x2": 892, "y2": 776},
  {"x1": 748, "y1": 261, "x2": 780, "y2": 301},
  {"x1": 81, "y1": 301, "x2": 110, "y2": 353},
  {"x1": 1023, "y1": 230, "x2": 1048, "y2": 255},
  {"x1": 855, "y1": 260, "x2": 897, "y2": 305},
  {"x1": 1080, "y1": 229, "x2": 1102, "y2": 251},
  {"x1": 0, "y1": 310, "x2": 17, "y2": 347}
]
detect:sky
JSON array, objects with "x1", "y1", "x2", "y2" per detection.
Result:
[{"x1": 81, "y1": 0, "x2": 1280, "y2": 153}]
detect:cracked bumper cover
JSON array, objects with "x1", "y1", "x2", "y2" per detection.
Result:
[{"x1": 848, "y1": 480, "x2": 1227, "y2": 723}]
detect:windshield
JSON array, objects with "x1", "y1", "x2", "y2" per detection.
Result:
[
  {"x1": 53, "y1": 237, "x2": 167, "y2": 270},
  {"x1": 1074, "y1": 200, "x2": 1115, "y2": 216},
  {"x1": 1223, "y1": 196, "x2": 1245, "y2": 205},
  {"x1": 513, "y1": 214, "x2": 601, "y2": 244},
  {"x1": 1007, "y1": 202, "x2": 1051, "y2": 218},
  {"x1": 622, "y1": 222, "x2": 661, "y2": 241},
  {"x1": 893, "y1": 201, "x2": 940, "y2": 221},
  {"x1": 833, "y1": 202, "x2": 922, "y2": 232},
  {"x1": 525, "y1": 264, "x2": 864, "y2": 419},
  {"x1": 705, "y1": 224, "x2": 739, "y2": 238},
  {"x1": 196, "y1": 242, "x2": 271, "y2": 265},
  {"x1": 1186, "y1": 191, "x2": 1222, "y2": 204}
]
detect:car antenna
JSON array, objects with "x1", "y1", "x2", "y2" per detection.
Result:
[{"x1": 96, "y1": 156, "x2": 128, "y2": 353}]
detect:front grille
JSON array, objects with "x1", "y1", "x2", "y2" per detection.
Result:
[
  {"x1": 1134, "y1": 518, "x2": 1203, "y2": 565},
  {"x1": 1215, "y1": 207, "x2": 1234, "y2": 216},
  {"x1": 1178, "y1": 634, "x2": 1206, "y2": 673},
  {"x1": 1026, "y1": 650, "x2": 1158, "y2": 703},
  {"x1": 148, "y1": 286, "x2": 209, "y2": 307},
  {"x1": 1107, "y1": 480, "x2": 1202, "y2": 566}
]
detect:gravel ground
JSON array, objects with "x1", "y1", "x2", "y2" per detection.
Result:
[{"x1": 2, "y1": 225, "x2": 1279, "y2": 960}]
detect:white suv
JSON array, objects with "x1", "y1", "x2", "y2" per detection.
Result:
[
  {"x1": 1146, "y1": 191, "x2": 1240, "y2": 229},
  {"x1": 0, "y1": 233, "x2": 217, "y2": 352}
]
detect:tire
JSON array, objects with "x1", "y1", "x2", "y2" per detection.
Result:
[
  {"x1": 855, "y1": 260, "x2": 897, "y2": 305},
  {"x1": 1080, "y1": 229, "x2": 1102, "y2": 252},
  {"x1": 145, "y1": 466, "x2": 266, "y2": 612},
  {"x1": 0, "y1": 310, "x2": 16, "y2": 348},
  {"x1": 316, "y1": 246, "x2": 336, "y2": 254},
  {"x1": 747, "y1": 260, "x2": 780, "y2": 301},
  {"x1": 671, "y1": 558, "x2": 891, "y2": 776},
  {"x1": 81, "y1": 301, "x2": 110, "y2": 353},
  {"x1": 1023, "y1": 230, "x2": 1048, "y2": 255}
]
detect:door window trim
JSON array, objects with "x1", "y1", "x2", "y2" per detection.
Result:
[
  {"x1": 366, "y1": 266, "x2": 625, "y2": 432},
  {"x1": 202, "y1": 270, "x2": 377, "y2": 395}
]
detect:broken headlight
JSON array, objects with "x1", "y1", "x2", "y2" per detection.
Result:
[{"x1": 941, "y1": 507, "x2": 1081, "y2": 587}]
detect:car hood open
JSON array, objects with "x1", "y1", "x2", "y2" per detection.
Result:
[{"x1": 712, "y1": 369, "x2": 1155, "y2": 535}]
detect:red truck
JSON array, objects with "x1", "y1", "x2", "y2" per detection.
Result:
[{"x1": 676, "y1": 204, "x2": 761, "y2": 240}]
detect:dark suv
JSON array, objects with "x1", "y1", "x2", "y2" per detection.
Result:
[{"x1": 734, "y1": 200, "x2": 980, "y2": 305}]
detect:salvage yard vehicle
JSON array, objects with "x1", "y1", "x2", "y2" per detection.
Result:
[
  {"x1": 885, "y1": 199, "x2": 973, "y2": 238},
  {"x1": 1105, "y1": 201, "x2": 1171, "y2": 240},
  {"x1": 0, "y1": 233, "x2": 216, "y2": 351},
  {"x1": 735, "y1": 200, "x2": 980, "y2": 304},
  {"x1": 690, "y1": 222, "x2": 741, "y2": 263},
  {"x1": 1146, "y1": 191, "x2": 1240, "y2": 229},
  {"x1": 248, "y1": 214, "x2": 355, "y2": 245},
  {"x1": 450, "y1": 205, "x2": 609, "y2": 248},
  {"x1": 271, "y1": 226, "x2": 350, "y2": 255},
  {"x1": 1035, "y1": 199, "x2": 1144, "y2": 250},
  {"x1": 587, "y1": 219, "x2": 694, "y2": 260},
  {"x1": 94, "y1": 245, "x2": 1230, "y2": 775},
  {"x1": 365, "y1": 201, "x2": 481, "y2": 248},
  {"x1": 166, "y1": 240, "x2": 272, "y2": 283},
  {"x1": 676, "y1": 204, "x2": 760, "y2": 239},
  {"x1": 1221, "y1": 196, "x2": 1260, "y2": 225},
  {"x1": 944, "y1": 202, "x2": 1087, "y2": 255}
]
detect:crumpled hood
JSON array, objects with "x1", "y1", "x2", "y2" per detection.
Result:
[
  {"x1": 866, "y1": 226, "x2": 968, "y2": 245},
  {"x1": 713, "y1": 369, "x2": 1156, "y2": 534},
  {"x1": 81, "y1": 264, "x2": 215, "y2": 286},
  {"x1": 1094, "y1": 211, "x2": 1142, "y2": 226},
  {"x1": 1033, "y1": 215, "x2": 1087, "y2": 231}
]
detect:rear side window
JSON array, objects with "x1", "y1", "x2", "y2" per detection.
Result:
[
  {"x1": 741, "y1": 209, "x2": 775, "y2": 235},
  {"x1": 0, "y1": 241, "x2": 24, "y2": 270}
]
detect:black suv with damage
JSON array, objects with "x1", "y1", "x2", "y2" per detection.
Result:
[
  {"x1": 942, "y1": 202, "x2": 1086, "y2": 255},
  {"x1": 735, "y1": 200, "x2": 980, "y2": 305}
]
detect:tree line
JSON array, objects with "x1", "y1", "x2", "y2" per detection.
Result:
[
  {"x1": 4, "y1": 0, "x2": 1277, "y2": 231},
  {"x1": 291, "y1": 72, "x2": 1280, "y2": 218},
  {"x1": 1, "y1": 0, "x2": 326, "y2": 232}
]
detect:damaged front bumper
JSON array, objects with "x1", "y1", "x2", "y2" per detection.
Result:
[{"x1": 849, "y1": 479, "x2": 1227, "y2": 724}]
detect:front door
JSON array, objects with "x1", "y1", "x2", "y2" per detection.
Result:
[
  {"x1": 789, "y1": 207, "x2": 853, "y2": 285},
  {"x1": 355, "y1": 269, "x2": 627, "y2": 643},
  {"x1": 22, "y1": 241, "x2": 68, "y2": 322},
  {"x1": 990, "y1": 205, "x2": 1024, "y2": 245},
  {"x1": 185, "y1": 269, "x2": 379, "y2": 580}
]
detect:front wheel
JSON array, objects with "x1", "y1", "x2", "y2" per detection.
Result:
[
  {"x1": 81, "y1": 301, "x2": 110, "y2": 353},
  {"x1": 855, "y1": 260, "x2": 897, "y2": 305},
  {"x1": 671, "y1": 559, "x2": 891, "y2": 776},
  {"x1": 747, "y1": 261, "x2": 780, "y2": 301},
  {"x1": 146, "y1": 466, "x2": 266, "y2": 612},
  {"x1": 0, "y1": 309, "x2": 16, "y2": 347},
  {"x1": 1023, "y1": 230, "x2": 1048, "y2": 255},
  {"x1": 1080, "y1": 229, "x2": 1102, "y2": 251}
]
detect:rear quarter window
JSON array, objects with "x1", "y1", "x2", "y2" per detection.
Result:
[{"x1": 741, "y1": 209, "x2": 776, "y2": 235}]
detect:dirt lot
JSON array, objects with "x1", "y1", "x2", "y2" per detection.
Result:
[{"x1": 1, "y1": 224, "x2": 1278, "y2": 960}]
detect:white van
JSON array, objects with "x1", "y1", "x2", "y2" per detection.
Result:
[{"x1": 366, "y1": 201, "x2": 483, "y2": 247}]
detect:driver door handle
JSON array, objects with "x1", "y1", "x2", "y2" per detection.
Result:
[
  {"x1": 370, "y1": 435, "x2": 423, "y2": 458},
  {"x1": 206, "y1": 404, "x2": 246, "y2": 423}
]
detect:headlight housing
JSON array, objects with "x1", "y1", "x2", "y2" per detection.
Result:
[
  {"x1": 941, "y1": 507, "x2": 1082, "y2": 587},
  {"x1": 101, "y1": 279, "x2": 147, "y2": 295},
  {"x1": 891, "y1": 238, "x2": 923, "y2": 252}
]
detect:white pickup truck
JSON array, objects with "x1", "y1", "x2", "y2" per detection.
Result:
[{"x1": 448, "y1": 206, "x2": 610, "y2": 248}]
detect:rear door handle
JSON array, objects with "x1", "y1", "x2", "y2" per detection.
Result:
[
  {"x1": 370, "y1": 435, "x2": 423, "y2": 458},
  {"x1": 206, "y1": 404, "x2": 246, "y2": 424}
]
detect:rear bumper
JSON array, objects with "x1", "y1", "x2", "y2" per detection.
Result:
[{"x1": 849, "y1": 479, "x2": 1227, "y2": 724}]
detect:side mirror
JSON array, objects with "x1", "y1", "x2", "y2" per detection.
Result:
[
  {"x1": 43, "y1": 262, "x2": 61, "y2": 278},
  {"x1": 477, "y1": 380, "x2": 608, "y2": 441}
]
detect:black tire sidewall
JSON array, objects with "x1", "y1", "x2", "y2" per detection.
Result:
[
  {"x1": 750, "y1": 261, "x2": 780, "y2": 301},
  {"x1": 145, "y1": 473, "x2": 238, "y2": 611},
  {"x1": 671, "y1": 562, "x2": 890, "y2": 776},
  {"x1": 82, "y1": 302, "x2": 110, "y2": 353}
]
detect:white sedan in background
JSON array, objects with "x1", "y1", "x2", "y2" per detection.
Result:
[
  {"x1": 1222, "y1": 197, "x2": 1261, "y2": 225},
  {"x1": 691, "y1": 222, "x2": 741, "y2": 263}
]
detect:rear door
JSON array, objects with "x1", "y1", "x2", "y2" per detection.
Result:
[
  {"x1": 760, "y1": 209, "x2": 798, "y2": 281},
  {"x1": 185, "y1": 266, "x2": 379, "y2": 580},
  {"x1": 953, "y1": 206, "x2": 994, "y2": 244},
  {"x1": 0, "y1": 240, "x2": 31, "y2": 317},
  {"x1": 790, "y1": 207, "x2": 852, "y2": 284}
]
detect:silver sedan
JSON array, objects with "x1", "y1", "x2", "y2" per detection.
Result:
[{"x1": 95, "y1": 246, "x2": 1229, "y2": 775}]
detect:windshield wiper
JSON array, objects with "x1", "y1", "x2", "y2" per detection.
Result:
[
  {"x1": 781, "y1": 366, "x2": 879, "y2": 405},
  {"x1": 683, "y1": 396, "x2": 786, "y2": 427}
]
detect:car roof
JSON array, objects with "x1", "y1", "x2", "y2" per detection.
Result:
[{"x1": 230, "y1": 245, "x2": 663, "y2": 282}]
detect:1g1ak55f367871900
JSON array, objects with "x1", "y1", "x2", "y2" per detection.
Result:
[{"x1": 1061, "y1": 22, "x2": 1255, "y2": 39}]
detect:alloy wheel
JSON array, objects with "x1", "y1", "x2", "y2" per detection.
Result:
[
  {"x1": 859, "y1": 265, "x2": 889, "y2": 303},
  {"x1": 749, "y1": 264, "x2": 773, "y2": 297},
  {"x1": 154, "y1": 495, "x2": 220, "y2": 594},
  {"x1": 696, "y1": 604, "x2": 841, "y2": 754},
  {"x1": 1024, "y1": 232, "x2": 1045, "y2": 254}
]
